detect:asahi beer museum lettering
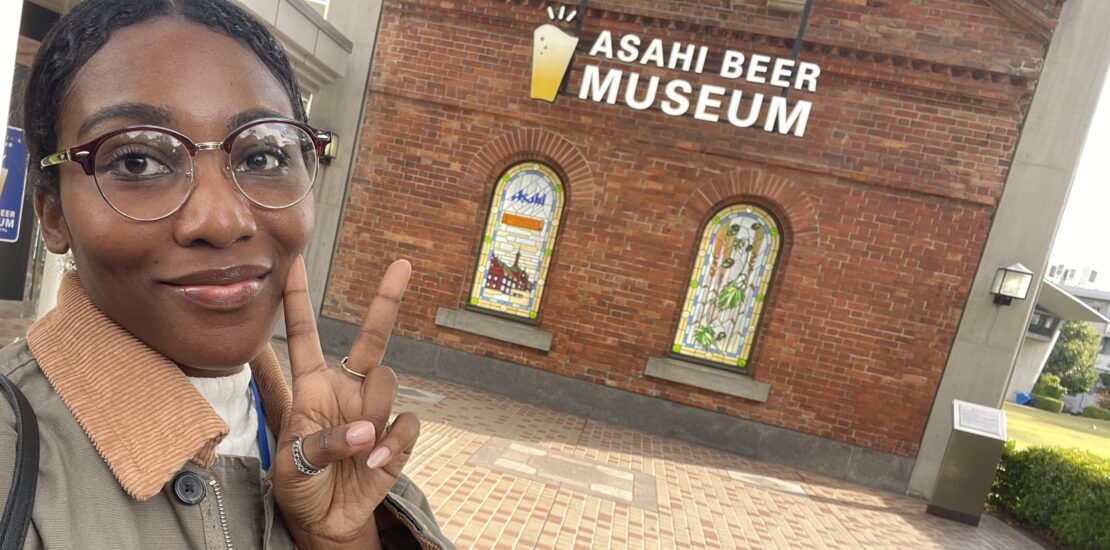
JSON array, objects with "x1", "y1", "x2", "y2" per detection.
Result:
[
  {"x1": 576, "y1": 31, "x2": 821, "y2": 136},
  {"x1": 308, "y1": 0, "x2": 1077, "y2": 494}
]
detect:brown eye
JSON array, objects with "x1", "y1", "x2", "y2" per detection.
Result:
[
  {"x1": 123, "y1": 155, "x2": 149, "y2": 174},
  {"x1": 235, "y1": 149, "x2": 287, "y2": 174},
  {"x1": 246, "y1": 153, "x2": 273, "y2": 171},
  {"x1": 105, "y1": 151, "x2": 172, "y2": 178}
]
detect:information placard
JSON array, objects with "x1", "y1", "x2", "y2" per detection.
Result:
[
  {"x1": 952, "y1": 400, "x2": 1007, "y2": 441},
  {"x1": 1, "y1": 127, "x2": 28, "y2": 243}
]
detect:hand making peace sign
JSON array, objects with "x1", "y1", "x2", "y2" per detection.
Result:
[{"x1": 272, "y1": 256, "x2": 420, "y2": 548}]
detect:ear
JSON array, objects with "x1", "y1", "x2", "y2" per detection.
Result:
[{"x1": 34, "y1": 188, "x2": 72, "y2": 254}]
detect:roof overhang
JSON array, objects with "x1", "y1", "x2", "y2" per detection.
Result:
[
  {"x1": 26, "y1": 0, "x2": 352, "y2": 95},
  {"x1": 1037, "y1": 279, "x2": 1110, "y2": 323}
]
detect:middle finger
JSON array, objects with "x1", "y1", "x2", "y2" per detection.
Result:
[{"x1": 345, "y1": 259, "x2": 412, "y2": 375}]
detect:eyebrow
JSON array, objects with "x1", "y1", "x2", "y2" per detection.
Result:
[
  {"x1": 228, "y1": 108, "x2": 293, "y2": 132},
  {"x1": 75, "y1": 104, "x2": 295, "y2": 142},
  {"x1": 77, "y1": 103, "x2": 176, "y2": 139}
]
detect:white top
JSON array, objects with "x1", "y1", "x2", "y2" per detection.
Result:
[{"x1": 187, "y1": 367, "x2": 273, "y2": 462}]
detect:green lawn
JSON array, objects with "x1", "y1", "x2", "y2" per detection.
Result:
[{"x1": 1003, "y1": 402, "x2": 1110, "y2": 459}]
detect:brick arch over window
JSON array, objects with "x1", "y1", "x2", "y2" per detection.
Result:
[
  {"x1": 678, "y1": 169, "x2": 820, "y2": 248},
  {"x1": 469, "y1": 162, "x2": 566, "y2": 320},
  {"x1": 463, "y1": 130, "x2": 593, "y2": 321},
  {"x1": 674, "y1": 203, "x2": 784, "y2": 370},
  {"x1": 468, "y1": 128, "x2": 596, "y2": 204}
]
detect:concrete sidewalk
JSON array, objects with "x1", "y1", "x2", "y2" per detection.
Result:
[{"x1": 1, "y1": 302, "x2": 1041, "y2": 548}]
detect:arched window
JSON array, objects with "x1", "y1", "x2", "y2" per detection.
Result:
[
  {"x1": 469, "y1": 162, "x2": 565, "y2": 320},
  {"x1": 673, "y1": 204, "x2": 782, "y2": 369}
]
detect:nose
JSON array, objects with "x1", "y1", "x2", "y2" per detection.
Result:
[{"x1": 171, "y1": 151, "x2": 257, "y2": 248}]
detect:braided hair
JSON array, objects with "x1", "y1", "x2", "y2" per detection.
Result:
[{"x1": 23, "y1": 0, "x2": 307, "y2": 200}]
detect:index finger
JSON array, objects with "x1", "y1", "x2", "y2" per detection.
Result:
[{"x1": 282, "y1": 255, "x2": 328, "y2": 388}]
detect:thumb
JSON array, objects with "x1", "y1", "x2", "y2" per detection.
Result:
[{"x1": 299, "y1": 421, "x2": 376, "y2": 467}]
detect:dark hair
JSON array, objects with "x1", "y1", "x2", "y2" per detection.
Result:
[{"x1": 23, "y1": 0, "x2": 307, "y2": 199}]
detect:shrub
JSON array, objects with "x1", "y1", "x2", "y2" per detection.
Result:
[
  {"x1": 1030, "y1": 394, "x2": 1064, "y2": 413},
  {"x1": 991, "y1": 444, "x2": 1110, "y2": 549},
  {"x1": 1033, "y1": 373, "x2": 1066, "y2": 400},
  {"x1": 1081, "y1": 406, "x2": 1110, "y2": 421}
]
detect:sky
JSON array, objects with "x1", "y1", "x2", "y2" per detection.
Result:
[{"x1": 1048, "y1": 73, "x2": 1110, "y2": 290}]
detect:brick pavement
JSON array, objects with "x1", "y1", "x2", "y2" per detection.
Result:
[
  {"x1": 266, "y1": 340, "x2": 1040, "y2": 549},
  {"x1": 1, "y1": 304, "x2": 1041, "y2": 549}
]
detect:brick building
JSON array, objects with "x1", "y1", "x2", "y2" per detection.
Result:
[{"x1": 317, "y1": 0, "x2": 1067, "y2": 491}]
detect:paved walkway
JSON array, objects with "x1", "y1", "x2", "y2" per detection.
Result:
[
  {"x1": 271, "y1": 338, "x2": 1040, "y2": 549},
  {"x1": 2, "y1": 302, "x2": 1041, "y2": 548}
]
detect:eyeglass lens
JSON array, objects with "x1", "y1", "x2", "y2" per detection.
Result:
[{"x1": 92, "y1": 122, "x2": 318, "y2": 221}]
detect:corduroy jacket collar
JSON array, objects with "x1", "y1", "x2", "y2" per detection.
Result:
[{"x1": 26, "y1": 272, "x2": 292, "y2": 500}]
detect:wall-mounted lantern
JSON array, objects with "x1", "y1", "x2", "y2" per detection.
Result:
[
  {"x1": 990, "y1": 263, "x2": 1034, "y2": 306},
  {"x1": 321, "y1": 133, "x2": 339, "y2": 166}
]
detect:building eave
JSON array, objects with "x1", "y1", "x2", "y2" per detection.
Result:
[
  {"x1": 1037, "y1": 279, "x2": 1110, "y2": 324},
  {"x1": 26, "y1": 0, "x2": 352, "y2": 96}
]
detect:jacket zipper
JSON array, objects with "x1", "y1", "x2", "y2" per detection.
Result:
[
  {"x1": 208, "y1": 478, "x2": 235, "y2": 550},
  {"x1": 383, "y1": 499, "x2": 441, "y2": 550},
  {"x1": 206, "y1": 476, "x2": 435, "y2": 550}
]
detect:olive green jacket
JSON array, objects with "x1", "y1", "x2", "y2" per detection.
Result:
[{"x1": 0, "y1": 274, "x2": 454, "y2": 549}]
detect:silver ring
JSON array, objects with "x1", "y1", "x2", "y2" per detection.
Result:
[
  {"x1": 340, "y1": 356, "x2": 367, "y2": 380},
  {"x1": 292, "y1": 435, "x2": 325, "y2": 476}
]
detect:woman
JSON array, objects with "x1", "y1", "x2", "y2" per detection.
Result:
[{"x1": 0, "y1": 0, "x2": 453, "y2": 548}]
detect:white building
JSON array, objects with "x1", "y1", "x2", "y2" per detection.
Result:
[
  {"x1": 1006, "y1": 280, "x2": 1110, "y2": 402},
  {"x1": 1048, "y1": 263, "x2": 1100, "y2": 289}
]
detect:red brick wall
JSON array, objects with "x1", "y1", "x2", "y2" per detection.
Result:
[{"x1": 323, "y1": 0, "x2": 1058, "y2": 456}]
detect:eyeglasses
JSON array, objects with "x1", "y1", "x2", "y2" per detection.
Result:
[{"x1": 40, "y1": 118, "x2": 332, "y2": 221}]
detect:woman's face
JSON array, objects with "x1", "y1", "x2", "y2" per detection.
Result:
[{"x1": 38, "y1": 18, "x2": 314, "y2": 374}]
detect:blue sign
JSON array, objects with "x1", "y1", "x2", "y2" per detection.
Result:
[{"x1": 1, "y1": 127, "x2": 28, "y2": 243}]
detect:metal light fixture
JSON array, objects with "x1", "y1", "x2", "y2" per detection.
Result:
[
  {"x1": 320, "y1": 133, "x2": 339, "y2": 166},
  {"x1": 990, "y1": 263, "x2": 1034, "y2": 306}
]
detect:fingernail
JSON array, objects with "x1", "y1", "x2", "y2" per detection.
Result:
[
  {"x1": 366, "y1": 447, "x2": 392, "y2": 469},
  {"x1": 346, "y1": 422, "x2": 375, "y2": 446}
]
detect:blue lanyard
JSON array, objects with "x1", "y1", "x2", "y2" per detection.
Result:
[{"x1": 249, "y1": 378, "x2": 271, "y2": 472}]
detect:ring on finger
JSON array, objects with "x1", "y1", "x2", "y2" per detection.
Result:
[
  {"x1": 292, "y1": 435, "x2": 325, "y2": 476},
  {"x1": 340, "y1": 356, "x2": 367, "y2": 380}
]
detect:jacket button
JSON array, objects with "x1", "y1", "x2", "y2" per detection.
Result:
[{"x1": 173, "y1": 472, "x2": 206, "y2": 505}]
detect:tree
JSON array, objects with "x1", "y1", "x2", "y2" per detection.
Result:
[{"x1": 1043, "y1": 320, "x2": 1101, "y2": 395}]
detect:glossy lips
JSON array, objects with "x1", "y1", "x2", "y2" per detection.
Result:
[{"x1": 163, "y1": 265, "x2": 271, "y2": 311}]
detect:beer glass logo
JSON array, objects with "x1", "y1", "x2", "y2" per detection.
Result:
[{"x1": 531, "y1": 5, "x2": 580, "y2": 103}]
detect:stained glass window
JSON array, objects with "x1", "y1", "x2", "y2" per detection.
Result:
[
  {"x1": 469, "y1": 162, "x2": 565, "y2": 320},
  {"x1": 673, "y1": 204, "x2": 782, "y2": 369}
]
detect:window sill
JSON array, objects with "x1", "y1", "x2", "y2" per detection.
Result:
[
  {"x1": 767, "y1": 0, "x2": 806, "y2": 13},
  {"x1": 435, "y1": 307, "x2": 553, "y2": 352},
  {"x1": 644, "y1": 357, "x2": 770, "y2": 403},
  {"x1": 1025, "y1": 330, "x2": 1055, "y2": 342}
]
